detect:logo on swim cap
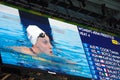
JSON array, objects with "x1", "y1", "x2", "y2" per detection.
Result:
[{"x1": 26, "y1": 25, "x2": 45, "y2": 45}]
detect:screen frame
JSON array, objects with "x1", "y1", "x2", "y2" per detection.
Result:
[{"x1": 0, "y1": 4, "x2": 92, "y2": 79}]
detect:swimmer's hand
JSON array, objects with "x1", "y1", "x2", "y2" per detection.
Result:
[{"x1": 66, "y1": 60, "x2": 77, "y2": 64}]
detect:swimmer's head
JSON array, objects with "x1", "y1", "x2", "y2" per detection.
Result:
[{"x1": 26, "y1": 25, "x2": 45, "y2": 45}]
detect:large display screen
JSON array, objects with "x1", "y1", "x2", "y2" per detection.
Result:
[{"x1": 0, "y1": 4, "x2": 120, "y2": 80}]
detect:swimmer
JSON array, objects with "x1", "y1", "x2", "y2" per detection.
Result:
[
  {"x1": 11, "y1": 25, "x2": 76, "y2": 64},
  {"x1": 11, "y1": 25, "x2": 53, "y2": 56}
]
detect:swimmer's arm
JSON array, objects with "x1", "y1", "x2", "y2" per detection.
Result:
[
  {"x1": 50, "y1": 55, "x2": 77, "y2": 64},
  {"x1": 10, "y1": 46, "x2": 22, "y2": 52},
  {"x1": 10, "y1": 46, "x2": 36, "y2": 56}
]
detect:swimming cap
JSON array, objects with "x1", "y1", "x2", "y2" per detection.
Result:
[{"x1": 26, "y1": 25, "x2": 45, "y2": 45}]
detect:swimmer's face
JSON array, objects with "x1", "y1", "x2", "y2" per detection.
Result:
[{"x1": 35, "y1": 35, "x2": 53, "y2": 55}]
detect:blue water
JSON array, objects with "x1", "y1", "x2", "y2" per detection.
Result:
[{"x1": 0, "y1": 11, "x2": 92, "y2": 78}]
